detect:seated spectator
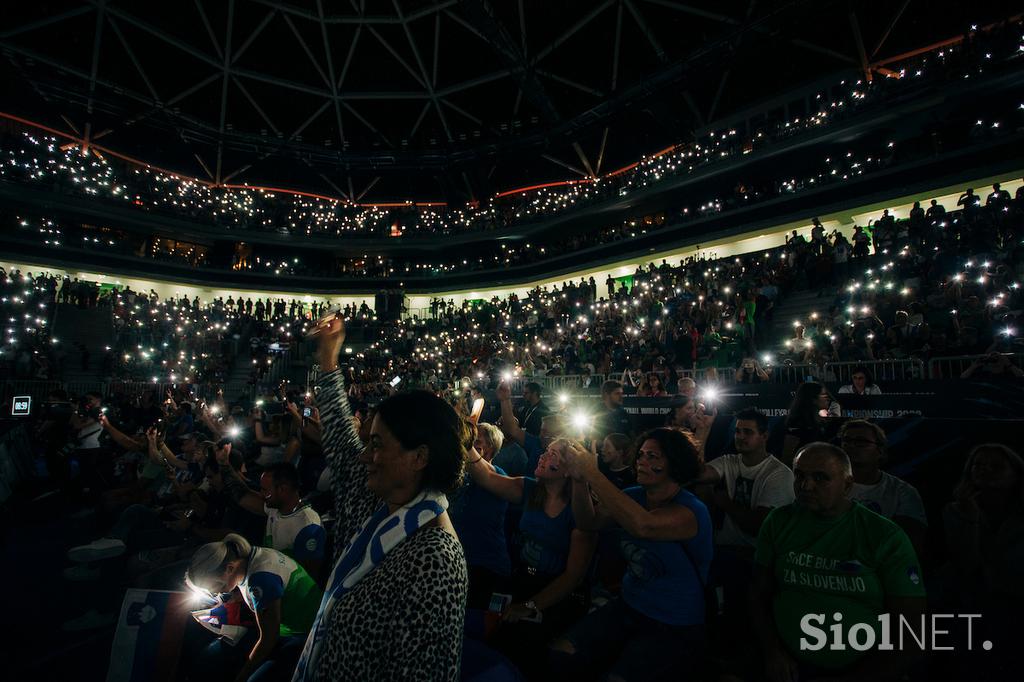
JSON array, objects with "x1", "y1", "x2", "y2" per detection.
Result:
[
  {"x1": 751, "y1": 443, "x2": 926, "y2": 681},
  {"x1": 597, "y1": 432, "x2": 636, "y2": 490},
  {"x1": 217, "y1": 460, "x2": 326, "y2": 581},
  {"x1": 551, "y1": 429, "x2": 712, "y2": 681},
  {"x1": 463, "y1": 438, "x2": 597, "y2": 678},
  {"x1": 942, "y1": 443, "x2": 1024, "y2": 665},
  {"x1": 737, "y1": 357, "x2": 771, "y2": 384},
  {"x1": 840, "y1": 420, "x2": 927, "y2": 558},
  {"x1": 960, "y1": 352, "x2": 1024, "y2": 380},
  {"x1": 678, "y1": 377, "x2": 697, "y2": 399},
  {"x1": 252, "y1": 411, "x2": 299, "y2": 468},
  {"x1": 516, "y1": 382, "x2": 551, "y2": 437},
  {"x1": 636, "y1": 372, "x2": 668, "y2": 397},
  {"x1": 698, "y1": 409, "x2": 794, "y2": 552},
  {"x1": 665, "y1": 395, "x2": 715, "y2": 460},
  {"x1": 838, "y1": 366, "x2": 883, "y2": 395},
  {"x1": 592, "y1": 380, "x2": 634, "y2": 443},
  {"x1": 696, "y1": 408, "x2": 794, "y2": 660},
  {"x1": 450, "y1": 422, "x2": 512, "y2": 609},
  {"x1": 185, "y1": 534, "x2": 322, "y2": 681},
  {"x1": 781, "y1": 382, "x2": 840, "y2": 465},
  {"x1": 476, "y1": 422, "x2": 528, "y2": 477},
  {"x1": 497, "y1": 380, "x2": 568, "y2": 471}
]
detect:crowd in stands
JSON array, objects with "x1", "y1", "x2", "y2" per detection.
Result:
[
  {"x1": 0, "y1": 268, "x2": 59, "y2": 379},
  {"x1": 5, "y1": 170, "x2": 1023, "y2": 682},
  {"x1": 323, "y1": 189, "x2": 1024, "y2": 402},
  {"x1": 22, "y1": 307, "x2": 1018, "y2": 681},
  {"x1": 7, "y1": 81, "x2": 1022, "y2": 282},
  {"x1": 2, "y1": 19, "x2": 1020, "y2": 260},
  {"x1": 776, "y1": 187, "x2": 1024, "y2": 375},
  {"x1": 105, "y1": 290, "x2": 342, "y2": 388},
  {"x1": 6, "y1": 184, "x2": 1023, "y2": 402}
]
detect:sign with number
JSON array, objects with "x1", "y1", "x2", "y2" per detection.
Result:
[{"x1": 11, "y1": 396, "x2": 31, "y2": 416}]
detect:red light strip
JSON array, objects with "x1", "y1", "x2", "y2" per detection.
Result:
[
  {"x1": 0, "y1": 111, "x2": 446, "y2": 208},
  {"x1": 4, "y1": 9, "x2": 1014, "y2": 211},
  {"x1": 494, "y1": 179, "x2": 593, "y2": 198}
]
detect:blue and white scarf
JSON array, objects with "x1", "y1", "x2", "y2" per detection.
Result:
[{"x1": 292, "y1": 490, "x2": 448, "y2": 682}]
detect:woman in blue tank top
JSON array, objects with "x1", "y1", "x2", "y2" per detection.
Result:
[{"x1": 552, "y1": 428, "x2": 712, "y2": 682}]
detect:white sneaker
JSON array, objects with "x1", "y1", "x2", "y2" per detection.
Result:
[
  {"x1": 61, "y1": 609, "x2": 115, "y2": 632},
  {"x1": 67, "y1": 537, "x2": 126, "y2": 562},
  {"x1": 63, "y1": 563, "x2": 102, "y2": 581}
]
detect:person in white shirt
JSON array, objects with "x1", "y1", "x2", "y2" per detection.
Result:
[
  {"x1": 838, "y1": 366, "x2": 883, "y2": 395},
  {"x1": 698, "y1": 408, "x2": 795, "y2": 551},
  {"x1": 839, "y1": 419, "x2": 927, "y2": 559},
  {"x1": 695, "y1": 408, "x2": 794, "y2": 648}
]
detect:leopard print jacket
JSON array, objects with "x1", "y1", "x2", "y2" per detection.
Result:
[{"x1": 313, "y1": 369, "x2": 467, "y2": 681}]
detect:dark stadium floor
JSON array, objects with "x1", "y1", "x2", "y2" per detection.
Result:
[{"x1": 2, "y1": 491, "x2": 119, "y2": 682}]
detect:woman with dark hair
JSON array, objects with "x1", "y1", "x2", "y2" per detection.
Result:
[
  {"x1": 185, "y1": 533, "x2": 322, "y2": 681},
  {"x1": 837, "y1": 366, "x2": 882, "y2": 395},
  {"x1": 664, "y1": 395, "x2": 714, "y2": 460},
  {"x1": 637, "y1": 372, "x2": 668, "y2": 398},
  {"x1": 942, "y1": 444, "x2": 1024, "y2": 676},
  {"x1": 552, "y1": 428, "x2": 712, "y2": 681},
  {"x1": 664, "y1": 395, "x2": 698, "y2": 429},
  {"x1": 781, "y1": 381, "x2": 840, "y2": 465},
  {"x1": 943, "y1": 444, "x2": 1024, "y2": 604},
  {"x1": 291, "y1": 316, "x2": 468, "y2": 682},
  {"x1": 462, "y1": 437, "x2": 597, "y2": 677},
  {"x1": 598, "y1": 432, "x2": 636, "y2": 490}
]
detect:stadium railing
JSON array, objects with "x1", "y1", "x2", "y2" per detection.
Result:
[
  {"x1": 927, "y1": 353, "x2": 1024, "y2": 379},
  {"x1": 824, "y1": 359, "x2": 927, "y2": 383}
]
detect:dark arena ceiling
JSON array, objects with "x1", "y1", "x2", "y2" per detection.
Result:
[{"x1": 1, "y1": 0, "x2": 1018, "y2": 204}]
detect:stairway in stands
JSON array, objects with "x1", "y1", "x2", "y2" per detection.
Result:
[
  {"x1": 223, "y1": 357, "x2": 255, "y2": 404},
  {"x1": 52, "y1": 303, "x2": 113, "y2": 387},
  {"x1": 770, "y1": 287, "x2": 836, "y2": 346}
]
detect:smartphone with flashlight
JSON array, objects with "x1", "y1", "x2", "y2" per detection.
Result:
[
  {"x1": 471, "y1": 397, "x2": 485, "y2": 422},
  {"x1": 307, "y1": 305, "x2": 343, "y2": 338}
]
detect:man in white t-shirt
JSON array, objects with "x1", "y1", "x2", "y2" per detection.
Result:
[
  {"x1": 221, "y1": 460, "x2": 326, "y2": 581},
  {"x1": 696, "y1": 408, "x2": 795, "y2": 647},
  {"x1": 700, "y1": 408, "x2": 795, "y2": 551},
  {"x1": 839, "y1": 420, "x2": 927, "y2": 559}
]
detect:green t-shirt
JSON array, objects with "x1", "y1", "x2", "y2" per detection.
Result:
[{"x1": 754, "y1": 502, "x2": 925, "y2": 670}]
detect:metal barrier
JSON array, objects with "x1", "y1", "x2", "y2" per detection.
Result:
[
  {"x1": 764, "y1": 364, "x2": 819, "y2": 385},
  {"x1": 927, "y1": 353, "x2": 1024, "y2": 380},
  {"x1": 508, "y1": 374, "x2": 608, "y2": 394},
  {"x1": 826, "y1": 359, "x2": 926, "y2": 383},
  {"x1": 0, "y1": 379, "x2": 62, "y2": 403}
]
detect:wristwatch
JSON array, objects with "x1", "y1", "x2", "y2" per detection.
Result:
[{"x1": 524, "y1": 600, "x2": 540, "y2": 616}]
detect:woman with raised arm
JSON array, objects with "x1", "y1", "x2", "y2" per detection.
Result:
[
  {"x1": 291, "y1": 315, "x2": 467, "y2": 682},
  {"x1": 552, "y1": 428, "x2": 712, "y2": 682},
  {"x1": 462, "y1": 436, "x2": 597, "y2": 677}
]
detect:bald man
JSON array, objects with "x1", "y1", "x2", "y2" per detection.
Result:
[{"x1": 750, "y1": 443, "x2": 926, "y2": 682}]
